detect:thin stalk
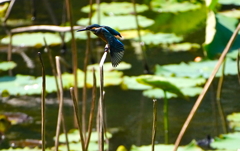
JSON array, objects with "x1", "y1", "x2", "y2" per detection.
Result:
[
  {"x1": 173, "y1": 22, "x2": 240, "y2": 151},
  {"x1": 3, "y1": 0, "x2": 15, "y2": 23},
  {"x1": 152, "y1": 99, "x2": 157, "y2": 151},
  {"x1": 237, "y1": 49, "x2": 240, "y2": 84},
  {"x1": 65, "y1": 0, "x2": 78, "y2": 104},
  {"x1": 163, "y1": 91, "x2": 168, "y2": 144},
  {"x1": 216, "y1": 59, "x2": 228, "y2": 133},
  {"x1": 7, "y1": 33, "x2": 12, "y2": 76},
  {"x1": 55, "y1": 56, "x2": 67, "y2": 151},
  {"x1": 38, "y1": 52, "x2": 46, "y2": 151},
  {"x1": 131, "y1": 0, "x2": 150, "y2": 73},
  {"x1": 82, "y1": 0, "x2": 93, "y2": 140},
  {"x1": 70, "y1": 87, "x2": 86, "y2": 151},
  {"x1": 85, "y1": 68, "x2": 97, "y2": 150},
  {"x1": 98, "y1": 45, "x2": 108, "y2": 151}
]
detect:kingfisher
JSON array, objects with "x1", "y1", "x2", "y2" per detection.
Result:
[{"x1": 77, "y1": 24, "x2": 124, "y2": 67}]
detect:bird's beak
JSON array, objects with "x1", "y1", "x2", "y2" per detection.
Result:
[{"x1": 77, "y1": 28, "x2": 87, "y2": 32}]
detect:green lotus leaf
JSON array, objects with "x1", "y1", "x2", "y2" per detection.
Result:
[
  {"x1": 136, "y1": 75, "x2": 186, "y2": 98},
  {"x1": 77, "y1": 14, "x2": 154, "y2": 30},
  {"x1": 87, "y1": 62, "x2": 131, "y2": 71},
  {"x1": 121, "y1": 76, "x2": 152, "y2": 90},
  {"x1": 151, "y1": 1, "x2": 202, "y2": 13},
  {"x1": 219, "y1": 9, "x2": 240, "y2": 19},
  {"x1": 0, "y1": 2, "x2": 8, "y2": 18},
  {"x1": 211, "y1": 132, "x2": 240, "y2": 150},
  {"x1": 227, "y1": 112, "x2": 240, "y2": 131},
  {"x1": 204, "y1": 14, "x2": 240, "y2": 58},
  {"x1": 138, "y1": 32, "x2": 183, "y2": 45},
  {"x1": 1, "y1": 32, "x2": 67, "y2": 47},
  {"x1": 81, "y1": 2, "x2": 148, "y2": 15},
  {"x1": 155, "y1": 59, "x2": 238, "y2": 78},
  {"x1": 0, "y1": 61, "x2": 16, "y2": 71},
  {"x1": 131, "y1": 140, "x2": 203, "y2": 151},
  {"x1": 0, "y1": 147, "x2": 47, "y2": 151},
  {"x1": 167, "y1": 43, "x2": 200, "y2": 52},
  {"x1": 218, "y1": 0, "x2": 240, "y2": 5}
]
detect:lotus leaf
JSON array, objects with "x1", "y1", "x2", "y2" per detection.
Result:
[
  {"x1": 81, "y1": 2, "x2": 148, "y2": 15},
  {"x1": 87, "y1": 62, "x2": 131, "y2": 71},
  {"x1": 220, "y1": 9, "x2": 240, "y2": 19},
  {"x1": 151, "y1": 1, "x2": 202, "y2": 13},
  {"x1": 0, "y1": 147, "x2": 47, "y2": 151},
  {"x1": 204, "y1": 14, "x2": 240, "y2": 58},
  {"x1": 0, "y1": 61, "x2": 16, "y2": 71},
  {"x1": 155, "y1": 59, "x2": 238, "y2": 78},
  {"x1": 211, "y1": 132, "x2": 240, "y2": 150},
  {"x1": 0, "y1": 2, "x2": 8, "y2": 17},
  {"x1": 227, "y1": 112, "x2": 240, "y2": 131},
  {"x1": 218, "y1": 0, "x2": 240, "y2": 5},
  {"x1": 1, "y1": 32, "x2": 68, "y2": 47},
  {"x1": 136, "y1": 75, "x2": 186, "y2": 98},
  {"x1": 77, "y1": 14, "x2": 154, "y2": 30},
  {"x1": 138, "y1": 32, "x2": 183, "y2": 45},
  {"x1": 167, "y1": 43, "x2": 200, "y2": 52},
  {"x1": 131, "y1": 140, "x2": 203, "y2": 151},
  {"x1": 121, "y1": 76, "x2": 152, "y2": 90}
]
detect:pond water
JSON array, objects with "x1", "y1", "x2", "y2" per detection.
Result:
[{"x1": 1, "y1": 0, "x2": 240, "y2": 150}]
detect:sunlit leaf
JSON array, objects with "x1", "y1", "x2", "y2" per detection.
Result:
[
  {"x1": 166, "y1": 43, "x2": 200, "y2": 52},
  {"x1": 155, "y1": 59, "x2": 238, "y2": 78},
  {"x1": 211, "y1": 132, "x2": 240, "y2": 150},
  {"x1": 136, "y1": 75, "x2": 186, "y2": 98},
  {"x1": 0, "y1": 2, "x2": 8, "y2": 17},
  {"x1": 121, "y1": 76, "x2": 152, "y2": 90},
  {"x1": 227, "y1": 112, "x2": 240, "y2": 131},
  {"x1": 131, "y1": 140, "x2": 203, "y2": 151},
  {"x1": 220, "y1": 9, "x2": 240, "y2": 19},
  {"x1": 1, "y1": 32, "x2": 67, "y2": 47},
  {"x1": 151, "y1": 1, "x2": 202, "y2": 13},
  {"x1": 81, "y1": 2, "x2": 148, "y2": 15},
  {"x1": 0, "y1": 61, "x2": 16, "y2": 71},
  {"x1": 77, "y1": 14, "x2": 154, "y2": 30},
  {"x1": 87, "y1": 62, "x2": 131, "y2": 71},
  {"x1": 218, "y1": 0, "x2": 240, "y2": 5},
  {"x1": 138, "y1": 32, "x2": 183, "y2": 45}
]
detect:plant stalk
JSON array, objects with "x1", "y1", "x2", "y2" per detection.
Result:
[
  {"x1": 163, "y1": 91, "x2": 169, "y2": 144},
  {"x1": 152, "y1": 99, "x2": 157, "y2": 151}
]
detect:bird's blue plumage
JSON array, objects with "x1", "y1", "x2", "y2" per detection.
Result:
[{"x1": 77, "y1": 24, "x2": 124, "y2": 67}]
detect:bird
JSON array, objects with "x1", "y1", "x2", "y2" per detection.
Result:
[{"x1": 77, "y1": 24, "x2": 124, "y2": 67}]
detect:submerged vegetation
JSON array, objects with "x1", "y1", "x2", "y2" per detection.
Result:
[{"x1": 0, "y1": 0, "x2": 240, "y2": 150}]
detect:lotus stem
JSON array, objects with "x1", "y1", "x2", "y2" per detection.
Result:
[
  {"x1": 70, "y1": 87, "x2": 86, "y2": 151},
  {"x1": 85, "y1": 68, "x2": 97, "y2": 150},
  {"x1": 152, "y1": 99, "x2": 157, "y2": 151},
  {"x1": 38, "y1": 52, "x2": 46, "y2": 151},
  {"x1": 163, "y1": 90, "x2": 169, "y2": 144}
]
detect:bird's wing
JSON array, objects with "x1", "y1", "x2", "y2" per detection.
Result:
[
  {"x1": 103, "y1": 26, "x2": 122, "y2": 37},
  {"x1": 101, "y1": 28, "x2": 124, "y2": 67}
]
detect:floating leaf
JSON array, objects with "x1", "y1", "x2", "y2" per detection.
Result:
[
  {"x1": 155, "y1": 59, "x2": 238, "y2": 78},
  {"x1": 1, "y1": 32, "x2": 67, "y2": 47},
  {"x1": 81, "y1": 2, "x2": 148, "y2": 15},
  {"x1": 77, "y1": 14, "x2": 154, "y2": 30},
  {"x1": 0, "y1": 61, "x2": 16, "y2": 71},
  {"x1": 211, "y1": 132, "x2": 240, "y2": 150},
  {"x1": 151, "y1": 1, "x2": 202, "y2": 13},
  {"x1": 219, "y1": 9, "x2": 240, "y2": 19},
  {"x1": 87, "y1": 62, "x2": 131, "y2": 71},
  {"x1": 166, "y1": 43, "x2": 200, "y2": 52},
  {"x1": 131, "y1": 140, "x2": 203, "y2": 151},
  {"x1": 227, "y1": 112, "x2": 240, "y2": 131},
  {"x1": 136, "y1": 75, "x2": 186, "y2": 98},
  {"x1": 121, "y1": 76, "x2": 152, "y2": 90},
  {"x1": 218, "y1": 0, "x2": 240, "y2": 5},
  {"x1": 138, "y1": 32, "x2": 183, "y2": 45}
]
